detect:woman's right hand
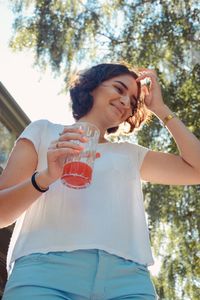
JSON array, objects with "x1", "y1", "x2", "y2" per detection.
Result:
[{"x1": 45, "y1": 125, "x2": 88, "y2": 182}]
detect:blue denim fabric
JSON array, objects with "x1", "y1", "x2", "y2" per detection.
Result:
[{"x1": 3, "y1": 249, "x2": 158, "y2": 300}]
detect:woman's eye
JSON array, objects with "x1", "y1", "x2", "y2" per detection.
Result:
[{"x1": 115, "y1": 86, "x2": 123, "y2": 94}]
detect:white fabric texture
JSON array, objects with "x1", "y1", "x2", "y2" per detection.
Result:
[{"x1": 7, "y1": 119, "x2": 154, "y2": 275}]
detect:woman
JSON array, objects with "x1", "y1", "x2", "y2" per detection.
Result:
[{"x1": 1, "y1": 63, "x2": 200, "y2": 300}]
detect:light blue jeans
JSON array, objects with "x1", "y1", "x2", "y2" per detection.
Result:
[{"x1": 3, "y1": 249, "x2": 158, "y2": 299}]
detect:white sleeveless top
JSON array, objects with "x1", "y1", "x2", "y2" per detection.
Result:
[{"x1": 7, "y1": 119, "x2": 154, "y2": 275}]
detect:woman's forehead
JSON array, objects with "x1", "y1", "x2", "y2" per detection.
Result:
[{"x1": 106, "y1": 74, "x2": 138, "y2": 93}]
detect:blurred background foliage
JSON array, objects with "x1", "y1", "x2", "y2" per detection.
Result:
[{"x1": 9, "y1": 0, "x2": 200, "y2": 298}]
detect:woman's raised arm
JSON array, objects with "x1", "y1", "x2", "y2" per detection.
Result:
[{"x1": 138, "y1": 70, "x2": 200, "y2": 185}]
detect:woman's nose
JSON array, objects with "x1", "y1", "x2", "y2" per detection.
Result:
[{"x1": 120, "y1": 95, "x2": 130, "y2": 107}]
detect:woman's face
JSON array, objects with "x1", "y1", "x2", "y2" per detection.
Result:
[{"x1": 89, "y1": 74, "x2": 139, "y2": 128}]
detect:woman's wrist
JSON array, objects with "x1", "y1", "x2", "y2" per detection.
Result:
[
  {"x1": 153, "y1": 105, "x2": 177, "y2": 125},
  {"x1": 34, "y1": 169, "x2": 56, "y2": 190},
  {"x1": 153, "y1": 105, "x2": 172, "y2": 120}
]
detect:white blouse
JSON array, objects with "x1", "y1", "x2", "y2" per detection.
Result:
[{"x1": 7, "y1": 119, "x2": 154, "y2": 275}]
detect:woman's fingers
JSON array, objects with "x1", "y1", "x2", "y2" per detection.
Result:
[
  {"x1": 136, "y1": 68, "x2": 157, "y2": 75},
  {"x1": 47, "y1": 125, "x2": 101, "y2": 170},
  {"x1": 47, "y1": 126, "x2": 88, "y2": 163},
  {"x1": 49, "y1": 140, "x2": 84, "y2": 151},
  {"x1": 136, "y1": 69, "x2": 157, "y2": 78},
  {"x1": 136, "y1": 72, "x2": 157, "y2": 84},
  {"x1": 60, "y1": 125, "x2": 84, "y2": 135},
  {"x1": 58, "y1": 132, "x2": 88, "y2": 143}
]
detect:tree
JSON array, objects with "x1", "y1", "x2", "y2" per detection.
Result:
[
  {"x1": 0, "y1": 122, "x2": 15, "y2": 168},
  {"x1": 8, "y1": 0, "x2": 200, "y2": 298}
]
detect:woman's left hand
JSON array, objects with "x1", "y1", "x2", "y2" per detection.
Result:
[{"x1": 136, "y1": 69, "x2": 165, "y2": 114}]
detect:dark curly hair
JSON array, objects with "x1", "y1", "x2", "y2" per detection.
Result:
[{"x1": 69, "y1": 63, "x2": 151, "y2": 134}]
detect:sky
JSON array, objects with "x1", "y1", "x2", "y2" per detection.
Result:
[{"x1": 0, "y1": 1, "x2": 74, "y2": 125}]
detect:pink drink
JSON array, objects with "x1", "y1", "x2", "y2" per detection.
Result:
[
  {"x1": 61, "y1": 122, "x2": 100, "y2": 189},
  {"x1": 61, "y1": 161, "x2": 93, "y2": 189}
]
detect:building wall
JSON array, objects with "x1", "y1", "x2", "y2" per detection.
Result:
[{"x1": 0, "y1": 82, "x2": 30, "y2": 298}]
